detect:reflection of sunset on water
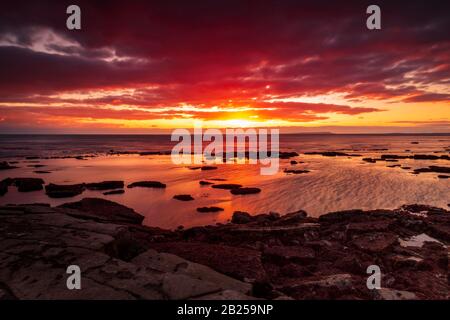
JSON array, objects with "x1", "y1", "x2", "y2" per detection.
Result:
[{"x1": 1, "y1": 133, "x2": 448, "y2": 229}]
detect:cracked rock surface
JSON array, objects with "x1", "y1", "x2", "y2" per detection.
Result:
[
  {"x1": 0, "y1": 200, "x2": 253, "y2": 300},
  {"x1": 0, "y1": 199, "x2": 448, "y2": 300}
]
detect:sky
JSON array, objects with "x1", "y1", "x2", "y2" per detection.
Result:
[{"x1": 0, "y1": 0, "x2": 449, "y2": 134}]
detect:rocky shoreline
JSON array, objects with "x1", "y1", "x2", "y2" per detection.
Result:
[{"x1": 0, "y1": 198, "x2": 448, "y2": 300}]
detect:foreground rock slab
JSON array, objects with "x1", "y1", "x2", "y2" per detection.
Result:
[
  {"x1": 0, "y1": 201, "x2": 252, "y2": 300},
  {"x1": 0, "y1": 199, "x2": 448, "y2": 300}
]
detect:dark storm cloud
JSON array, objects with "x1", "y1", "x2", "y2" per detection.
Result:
[{"x1": 0, "y1": 0, "x2": 448, "y2": 116}]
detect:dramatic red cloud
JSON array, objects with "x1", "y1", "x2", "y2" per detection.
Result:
[{"x1": 0, "y1": 0, "x2": 449, "y2": 132}]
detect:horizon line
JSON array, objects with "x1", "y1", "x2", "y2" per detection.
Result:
[{"x1": 1, "y1": 132, "x2": 450, "y2": 136}]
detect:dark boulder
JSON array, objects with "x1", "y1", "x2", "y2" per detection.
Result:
[
  {"x1": 0, "y1": 180, "x2": 8, "y2": 196},
  {"x1": 85, "y1": 181, "x2": 124, "y2": 190},
  {"x1": 279, "y1": 152, "x2": 299, "y2": 159},
  {"x1": 284, "y1": 169, "x2": 310, "y2": 174},
  {"x1": 200, "y1": 166, "x2": 218, "y2": 171},
  {"x1": 412, "y1": 154, "x2": 440, "y2": 160},
  {"x1": 0, "y1": 161, "x2": 18, "y2": 170},
  {"x1": 12, "y1": 178, "x2": 45, "y2": 192},
  {"x1": 173, "y1": 194, "x2": 194, "y2": 201},
  {"x1": 58, "y1": 197, "x2": 144, "y2": 224},
  {"x1": 231, "y1": 211, "x2": 252, "y2": 224},
  {"x1": 279, "y1": 210, "x2": 308, "y2": 223},
  {"x1": 127, "y1": 181, "x2": 166, "y2": 188},
  {"x1": 305, "y1": 151, "x2": 361, "y2": 157},
  {"x1": 319, "y1": 209, "x2": 364, "y2": 223},
  {"x1": 381, "y1": 154, "x2": 409, "y2": 160},
  {"x1": 45, "y1": 183, "x2": 85, "y2": 198},
  {"x1": 211, "y1": 183, "x2": 242, "y2": 190},
  {"x1": 351, "y1": 232, "x2": 398, "y2": 253},
  {"x1": 197, "y1": 206, "x2": 224, "y2": 213},
  {"x1": 414, "y1": 166, "x2": 450, "y2": 174},
  {"x1": 230, "y1": 187, "x2": 261, "y2": 195},
  {"x1": 429, "y1": 166, "x2": 450, "y2": 173},
  {"x1": 199, "y1": 180, "x2": 214, "y2": 185},
  {"x1": 103, "y1": 189, "x2": 125, "y2": 195},
  {"x1": 139, "y1": 151, "x2": 161, "y2": 156},
  {"x1": 263, "y1": 245, "x2": 315, "y2": 263}
]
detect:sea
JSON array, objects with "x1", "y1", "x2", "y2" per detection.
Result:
[{"x1": 0, "y1": 134, "x2": 449, "y2": 229}]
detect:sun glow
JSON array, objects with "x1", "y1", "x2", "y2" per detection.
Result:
[{"x1": 222, "y1": 119, "x2": 254, "y2": 128}]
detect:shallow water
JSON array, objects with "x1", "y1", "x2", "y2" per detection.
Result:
[{"x1": 0, "y1": 134, "x2": 449, "y2": 229}]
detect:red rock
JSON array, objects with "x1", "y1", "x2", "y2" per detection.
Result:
[
  {"x1": 283, "y1": 169, "x2": 310, "y2": 174},
  {"x1": 427, "y1": 224, "x2": 450, "y2": 242},
  {"x1": 58, "y1": 197, "x2": 144, "y2": 224},
  {"x1": 319, "y1": 210, "x2": 364, "y2": 223},
  {"x1": 45, "y1": 183, "x2": 85, "y2": 198},
  {"x1": 231, "y1": 211, "x2": 252, "y2": 224},
  {"x1": 103, "y1": 189, "x2": 125, "y2": 195},
  {"x1": 0, "y1": 180, "x2": 8, "y2": 196},
  {"x1": 127, "y1": 181, "x2": 166, "y2": 188},
  {"x1": 173, "y1": 194, "x2": 194, "y2": 201},
  {"x1": 211, "y1": 184, "x2": 242, "y2": 190},
  {"x1": 279, "y1": 152, "x2": 299, "y2": 159},
  {"x1": 305, "y1": 151, "x2": 361, "y2": 157},
  {"x1": 85, "y1": 181, "x2": 124, "y2": 190},
  {"x1": 200, "y1": 166, "x2": 218, "y2": 171},
  {"x1": 414, "y1": 166, "x2": 450, "y2": 174},
  {"x1": 280, "y1": 274, "x2": 356, "y2": 299},
  {"x1": 388, "y1": 254, "x2": 428, "y2": 271},
  {"x1": 263, "y1": 246, "x2": 315, "y2": 263},
  {"x1": 230, "y1": 187, "x2": 261, "y2": 195},
  {"x1": 346, "y1": 220, "x2": 392, "y2": 234},
  {"x1": 12, "y1": 178, "x2": 45, "y2": 192},
  {"x1": 149, "y1": 242, "x2": 267, "y2": 282},
  {"x1": 278, "y1": 210, "x2": 307, "y2": 224},
  {"x1": 197, "y1": 206, "x2": 224, "y2": 213},
  {"x1": 351, "y1": 232, "x2": 398, "y2": 253},
  {"x1": 0, "y1": 161, "x2": 18, "y2": 170}
]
